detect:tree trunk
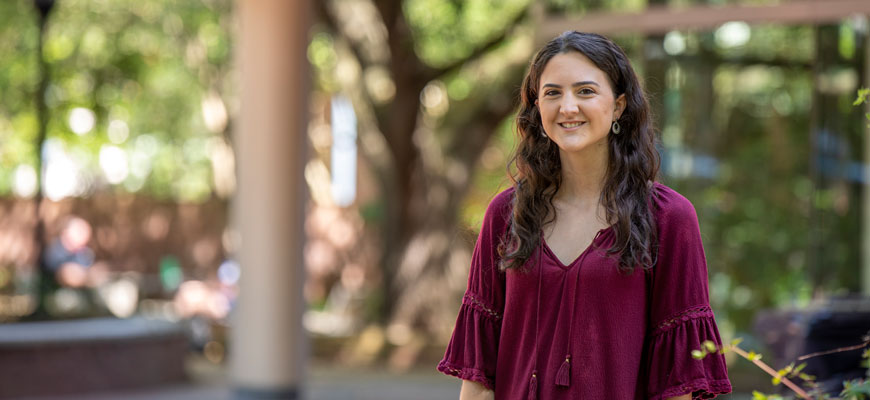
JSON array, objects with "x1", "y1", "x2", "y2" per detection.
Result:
[
  {"x1": 317, "y1": 0, "x2": 531, "y2": 363},
  {"x1": 28, "y1": 4, "x2": 54, "y2": 320}
]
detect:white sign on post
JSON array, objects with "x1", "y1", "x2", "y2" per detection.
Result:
[{"x1": 330, "y1": 95, "x2": 357, "y2": 207}]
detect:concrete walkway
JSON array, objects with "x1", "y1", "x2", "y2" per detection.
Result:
[
  {"x1": 21, "y1": 362, "x2": 463, "y2": 400},
  {"x1": 20, "y1": 357, "x2": 754, "y2": 400}
]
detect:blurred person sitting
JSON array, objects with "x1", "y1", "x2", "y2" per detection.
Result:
[{"x1": 43, "y1": 216, "x2": 96, "y2": 288}]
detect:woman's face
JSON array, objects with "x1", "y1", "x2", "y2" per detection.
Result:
[{"x1": 535, "y1": 51, "x2": 625, "y2": 155}]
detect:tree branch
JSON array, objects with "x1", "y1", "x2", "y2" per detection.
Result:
[
  {"x1": 372, "y1": 0, "x2": 402, "y2": 35},
  {"x1": 797, "y1": 336, "x2": 870, "y2": 361},
  {"x1": 671, "y1": 53, "x2": 812, "y2": 70},
  {"x1": 315, "y1": 0, "x2": 374, "y2": 71},
  {"x1": 442, "y1": 60, "x2": 526, "y2": 169},
  {"x1": 422, "y1": 6, "x2": 531, "y2": 82},
  {"x1": 730, "y1": 345, "x2": 810, "y2": 399}
]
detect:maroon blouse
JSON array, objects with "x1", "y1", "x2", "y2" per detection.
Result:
[{"x1": 437, "y1": 182, "x2": 731, "y2": 399}]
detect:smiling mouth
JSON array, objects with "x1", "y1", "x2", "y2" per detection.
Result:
[{"x1": 559, "y1": 121, "x2": 585, "y2": 128}]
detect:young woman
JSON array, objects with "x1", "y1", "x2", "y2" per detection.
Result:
[{"x1": 437, "y1": 31, "x2": 731, "y2": 399}]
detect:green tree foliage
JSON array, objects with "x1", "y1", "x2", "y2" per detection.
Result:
[
  {"x1": 649, "y1": 21, "x2": 866, "y2": 337},
  {"x1": 403, "y1": 0, "x2": 528, "y2": 67},
  {"x1": 311, "y1": 2, "x2": 869, "y2": 354},
  {"x1": 5, "y1": 0, "x2": 862, "y2": 369},
  {"x1": 313, "y1": 0, "x2": 536, "y2": 341},
  {"x1": 0, "y1": 0, "x2": 233, "y2": 202}
]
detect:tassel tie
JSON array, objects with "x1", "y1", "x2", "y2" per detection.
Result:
[
  {"x1": 527, "y1": 371, "x2": 538, "y2": 400},
  {"x1": 555, "y1": 355, "x2": 571, "y2": 387},
  {"x1": 555, "y1": 228, "x2": 605, "y2": 389}
]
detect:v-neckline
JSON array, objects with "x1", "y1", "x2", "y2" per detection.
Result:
[{"x1": 541, "y1": 225, "x2": 611, "y2": 269}]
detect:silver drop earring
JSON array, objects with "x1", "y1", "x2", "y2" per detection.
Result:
[{"x1": 611, "y1": 121, "x2": 621, "y2": 134}]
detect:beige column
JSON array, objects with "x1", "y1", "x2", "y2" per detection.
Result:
[{"x1": 231, "y1": 0, "x2": 309, "y2": 398}]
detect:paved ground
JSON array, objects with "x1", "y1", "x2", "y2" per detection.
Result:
[
  {"x1": 20, "y1": 356, "x2": 754, "y2": 400},
  {"x1": 20, "y1": 360, "x2": 463, "y2": 400},
  {"x1": 22, "y1": 372, "x2": 755, "y2": 400}
]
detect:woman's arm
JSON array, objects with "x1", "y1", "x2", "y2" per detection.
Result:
[
  {"x1": 459, "y1": 380, "x2": 494, "y2": 400},
  {"x1": 666, "y1": 394, "x2": 691, "y2": 400}
]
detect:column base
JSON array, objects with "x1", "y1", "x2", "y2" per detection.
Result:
[{"x1": 234, "y1": 386, "x2": 299, "y2": 400}]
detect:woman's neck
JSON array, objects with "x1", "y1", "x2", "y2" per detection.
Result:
[{"x1": 556, "y1": 144, "x2": 608, "y2": 207}]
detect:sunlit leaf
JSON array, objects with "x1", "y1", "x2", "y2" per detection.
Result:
[{"x1": 703, "y1": 340, "x2": 717, "y2": 352}]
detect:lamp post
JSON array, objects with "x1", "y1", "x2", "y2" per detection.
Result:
[{"x1": 29, "y1": 0, "x2": 55, "y2": 319}]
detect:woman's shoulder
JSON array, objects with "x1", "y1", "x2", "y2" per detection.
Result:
[
  {"x1": 472, "y1": 186, "x2": 514, "y2": 239},
  {"x1": 491, "y1": 186, "x2": 515, "y2": 206},
  {"x1": 485, "y1": 186, "x2": 515, "y2": 220},
  {"x1": 650, "y1": 181, "x2": 699, "y2": 225}
]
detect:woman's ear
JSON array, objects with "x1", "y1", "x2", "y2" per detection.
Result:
[{"x1": 614, "y1": 94, "x2": 627, "y2": 120}]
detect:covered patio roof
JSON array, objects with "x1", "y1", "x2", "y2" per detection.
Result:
[{"x1": 538, "y1": 0, "x2": 870, "y2": 37}]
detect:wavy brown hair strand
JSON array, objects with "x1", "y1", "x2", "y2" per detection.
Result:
[{"x1": 499, "y1": 31, "x2": 660, "y2": 273}]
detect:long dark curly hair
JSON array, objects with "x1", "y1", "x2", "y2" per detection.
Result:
[{"x1": 499, "y1": 31, "x2": 660, "y2": 273}]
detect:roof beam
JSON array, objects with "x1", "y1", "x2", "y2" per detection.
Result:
[{"x1": 539, "y1": 0, "x2": 870, "y2": 38}]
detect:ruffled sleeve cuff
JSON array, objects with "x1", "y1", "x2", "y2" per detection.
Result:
[
  {"x1": 437, "y1": 360, "x2": 494, "y2": 390},
  {"x1": 436, "y1": 293, "x2": 502, "y2": 390},
  {"x1": 647, "y1": 305, "x2": 732, "y2": 400}
]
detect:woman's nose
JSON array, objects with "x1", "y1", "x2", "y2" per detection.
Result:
[{"x1": 560, "y1": 98, "x2": 580, "y2": 116}]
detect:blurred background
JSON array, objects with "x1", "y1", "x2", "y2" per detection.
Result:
[{"x1": 0, "y1": 0, "x2": 868, "y2": 399}]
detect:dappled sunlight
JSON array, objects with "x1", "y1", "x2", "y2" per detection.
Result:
[
  {"x1": 208, "y1": 137, "x2": 235, "y2": 198},
  {"x1": 97, "y1": 275, "x2": 139, "y2": 318},
  {"x1": 363, "y1": 65, "x2": 395, "y2": 104},
  {"x1": 200, "y1": 91, "x2": 228, "y2": 134},
  {"x1": 390, "y1": 226, "x2": 474, "y2": 353},
  {"x1": 191, "y1": 238, "x2": 219, "y2": 270},
  {"x1": 107, "y1": 119, "x2": 129, "y2": 144},
  {"x1": 0, "y1": 0, "x2": 867, "y2": 397},
  {"x1": 174, "y1": 280, "x2": 230, "y2": 320},
  {"x1": 0, "y1": 201, "x2": 37, "y2": 270},
  {"x1": 0, "y1": 192, "x2": 231, "y2": 321},
  {"x1": 715, "y1": 21, "x2": 751, "y2": 48},
  {"x1": 67, "y1": 107, "x2": 95, "y2": 135},
  {"x1": 327, "y1": 0, "x2": 389, "y2": 64},
  {"x1": 305, "y1": 159, "x2": 333, "y2": 206},
  {"x1": 42, "y1": 139, "x2": 86, "y2": 201},
  {"x1": 142, "y1": 209, "x2": 171, "y2": 241},
  {"x1": 420, "y1": 80, "x2": 449, "y2": 117},
  {"x1": 302, "y1": 197, "x2": 378, "y2": 339},
  {"x1": 0, "y1": 294, "x2": 35, "y2": 320},
  {"x1": 12, "y1": 164, "x2": 37, "y2": 198},
  {"x1": 99, "y1": 145, "x2": 129, "y2": 184}
]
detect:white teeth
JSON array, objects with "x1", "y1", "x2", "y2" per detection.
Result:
[{"x1": 560, "y1": 122, "x2": 583, "y2": 128}]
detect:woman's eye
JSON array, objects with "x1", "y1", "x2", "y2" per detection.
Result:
[
  {"x1": 545, "y1": 90, "x2": 559, "y2": 96},
  {"x1": 578, "y1": 88, "x2": 595, "y2": 95}
]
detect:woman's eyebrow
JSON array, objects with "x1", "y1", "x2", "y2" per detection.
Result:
[{"x1": 542, "y1": 81, "x2": 600, "y2": 89}]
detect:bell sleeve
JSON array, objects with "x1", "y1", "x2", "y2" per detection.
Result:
[
  {"x1": 646, "y1": 194, "x2": 732, "y2": 399},
  {"x1": 436, "y1": 189, "x2": 511, "y2": 390}
]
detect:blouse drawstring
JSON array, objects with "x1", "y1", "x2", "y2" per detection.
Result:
[
  {"x1": 555, "y1": 228, "x2": 605, "y2": 388},
  {"x1": 531, "y1": 228, "x2": 605, "y2": 396},
  {"x1": 528, "y1": 238, "x2": 544, "y2": 400}
]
